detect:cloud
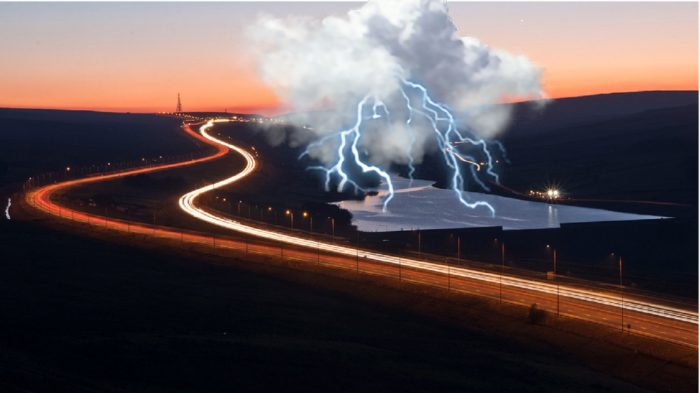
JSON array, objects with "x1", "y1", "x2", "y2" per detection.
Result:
[{"x1": 246, "y1": 0, "x2": 543, "y2": 167}]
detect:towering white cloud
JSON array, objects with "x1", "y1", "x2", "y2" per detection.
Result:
[{"x1": 247, "y1": 0, "x2": 543, "y2": 167}]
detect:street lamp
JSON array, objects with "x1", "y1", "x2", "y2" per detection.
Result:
[
  {"x1": 303, "y1": 211, "x2": 312, "y2": 232},
  {"x1": 611, "y1": 253, "x2": 624, "y2": 332},
  {"x1": 547, "y1": 244, "x2": 559, "y2": 316},
  {"x1": 285, "y1": 209, "x2": 294, "y2": 230},
  {"x1": 495, "y1": 238, "x2": 505, "y2": 304},
  {"x1": 267, "y1": 206, "x2": 276, "y2": 224},
  {"x1": 327, "y1": 217, "x2": 335, "y2": 242},
  {"x1": 450, "y1": 233, "x2": 461, "y2": 263},
  {"x1": 457, "y1": 235, "x2": 461, "y2": 263},
  {"x1": 416, "y1": 229, "x2": 422, "y2": 259}
]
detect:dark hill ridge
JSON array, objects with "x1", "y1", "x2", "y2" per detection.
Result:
[
  {"x1": 499, "y1": 92, "x2": 698, "y2": 208},
  {"x1": 505, "y1": 90, "x2": 698, "y2": 137},
  {"x1": 404, "y1": 91, "x2": 698, "y2": 213},
  {"x1": 0, "y1": 108, "x2": 203, "y2": 190},
  {"x1": 0, "y1": 108, "x2": 159, "y2": 124}
]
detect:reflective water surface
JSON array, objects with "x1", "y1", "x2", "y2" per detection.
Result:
[{"x1": 334, "y1": 177, "x2": 664, "y2": 232}]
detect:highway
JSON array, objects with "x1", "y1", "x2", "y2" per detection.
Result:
[{"x1": 25, "y1": 118, "x2": 698, "y2": 347}]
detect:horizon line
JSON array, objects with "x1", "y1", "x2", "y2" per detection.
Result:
[{"x1": 1, "y1": 88, "x2": 697, "y2": 116}]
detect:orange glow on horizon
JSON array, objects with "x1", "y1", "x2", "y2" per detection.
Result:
[
  {"x1": 2, "y1": 55, "x2": 696, "y2": 114},
  {"x1": 2, "y1": 70, "x2": 696, "y2": 115},
  {"x1": 4, "y1": 77, "x2": 696, "y2": 115},
  {"x1": 0, "y1": 2, "x2": 696, "y2": 114},
  {"x1": 540, "y1": 65, "x2": 698, "y2": 100}
]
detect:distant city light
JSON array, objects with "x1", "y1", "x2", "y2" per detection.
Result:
[{"x1": 529, "y1": 187, "x2": 563, "y2": 201}]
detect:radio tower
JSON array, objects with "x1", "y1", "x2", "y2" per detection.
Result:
[{"x1": 176, "y1": 93, "x2": 182, "y2": 113}]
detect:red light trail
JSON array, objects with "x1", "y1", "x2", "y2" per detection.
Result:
[{"x1": 24, "y1": 118, "x2": 698, "y2": 347}]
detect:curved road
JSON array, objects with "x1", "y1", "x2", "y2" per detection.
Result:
[{"x1": 25, "y1": 118, "x2": 698, "y2": 347}]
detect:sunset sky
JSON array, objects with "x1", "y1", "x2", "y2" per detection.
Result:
[{"x1": 0, "y1": 2, "x2": 696, "y2": 114}]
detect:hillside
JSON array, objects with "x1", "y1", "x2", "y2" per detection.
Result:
[{"x1": 409, "y1": 91, "x2": 698, "y2": 215}]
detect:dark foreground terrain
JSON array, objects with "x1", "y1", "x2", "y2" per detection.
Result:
[
  {"x1": 0, "y1": 102, "x2": 696, "y2": 392},
  {"x1": 1, "y1": 217, "x2": 693, "y2": 393}
]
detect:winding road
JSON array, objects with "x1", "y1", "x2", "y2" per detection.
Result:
[{"x1": 25, "y1": 118, "x2": 698, "y2": 347}]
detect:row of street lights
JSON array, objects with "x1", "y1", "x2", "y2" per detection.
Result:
[
  {"x1": 282, "y1": 210, "x2": 335, "y2": 242},
  {"x1": 228, "y1": 201, "x2": 627, "y2": 330},
  {"x1": 447, "y1": 236, "x2": 623, "y2": 329},
  {"x1": 228, "y1": 201, "x2": 337, "y2": 242}
]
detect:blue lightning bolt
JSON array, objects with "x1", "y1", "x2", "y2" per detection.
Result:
[
  {"x1": 300, "y1": 96, "x2": 395, "y2": 211},
  {"x1": 399, "y1": 79, "x2": 495, "y2": 216},
  {"x1": 398, "y1": 88, "x2": 418, "y2": 183},
  {"x1": 348, "y1": 96, "x2": 395, "y2": 210},
  {"x1": 299, "y1": 79, "x2": 502, "y2": 217},
  {"x1": 493, "y1": 140, "x2": 511, "y2": 164},
  {"x1": 301, "y1": 131, "x2": 365, "y2": 194},
  {"x1": 372, "y1": 96, "x2": 416, "y2": 183}
]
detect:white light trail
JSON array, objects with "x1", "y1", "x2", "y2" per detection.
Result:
[
  {"x1": 4, "y1": 197, "x2": 10, "y2": 220},
  {"x1": 445, "y1": 147, "x2": 481, "y2": 171},
  {"x1": 178, "y1": 120, "x2": 698, "y2": 325}
]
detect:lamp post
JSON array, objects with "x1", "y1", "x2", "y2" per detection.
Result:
[
  {"x1": 417, "y1": 230, "x2": 422, "y2": 259},
  {"x1": 267, "y1": 206, "x2": 276, "y2": 225},
  {"x1": 356, "y1": 231, "x2": 360, "y2": 272},
  {"x1": 285, "y1": 209, "x2": 294, "y2": 230},
  {"x1": 609, "y1": 253, "x2": 625, "y2": 332},
  {"x1": 501, "y1": 241, "x2": 505, "y2": 303},
  {"x1": 447, "y1": 257, "x2": 451, "y2": 292},
  {"x1": 618, "y1": 254, "x2": 624, "y2": 332},
  {"x1": 302, "y1": 211, "x2": 312, "y2": 232},
  {"x1": 457, "y1": 235, "x2": 461, "y2": 264},
  {"x1": 496, "y1": 238, "x2": 505, "y2": 304},
  {"x1": 547, "y1": 244, "x2": 559, "y2": 316},
  {"x1": 328, "y1": 217, "x2": 335, "y2": 242}
]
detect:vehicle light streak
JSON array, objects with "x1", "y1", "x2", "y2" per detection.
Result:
[
  {"x1": 445, "y1": 147, "x2": 481, "y2": 171},
  {"x1": 179, "y1": 120, "x2": 697, "y2": 326},
  {"x1": 22, "y1": 118, "x2": 698, "y2": 344}
]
